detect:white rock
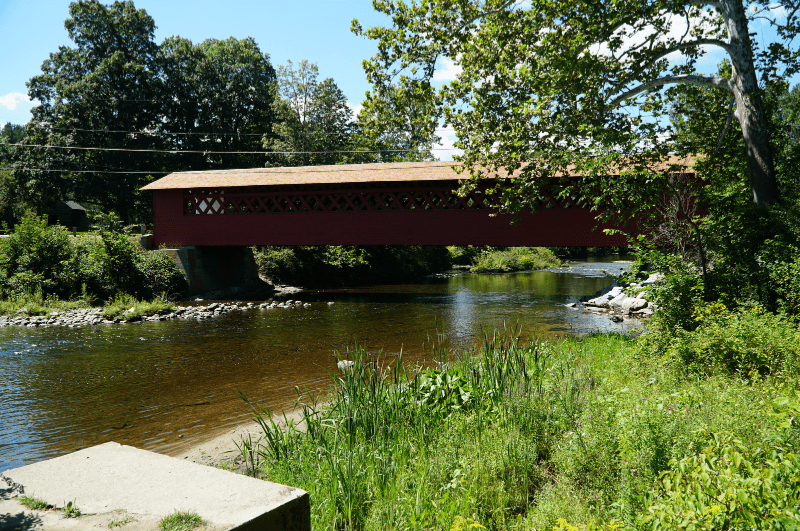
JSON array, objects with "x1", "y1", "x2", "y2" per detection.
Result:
[
  {"x1": 585, "y1": 296, "x2": 611, "y2": 308},
  {"x1": 608, "y1": 293, "x2": 629, "y2": 309},
  {"x1": 618, "y1": 298, "x2": 648, "y2": 313},
  {"x1": 337, "y1": 360, "x2": 355, "y2": 372},
  {"x1": 608, "y1": 286, "x2": 624, "y2": 298},
  {"x1": 641, "y1": 273, "x2": 663, "y2": 285}
]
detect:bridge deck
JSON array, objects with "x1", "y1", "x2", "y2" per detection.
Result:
[{"x1": 142, "y1": 162, "x2": 631, "y2": 247}]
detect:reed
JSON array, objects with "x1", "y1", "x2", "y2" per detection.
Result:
[{"x1": 238, "y1": 326, "x2": 800, "y2": 530}]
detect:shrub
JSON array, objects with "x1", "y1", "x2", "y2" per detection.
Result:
[
  {"x1": 135, "y1": 250, "x2": 187, "y2": 299},
  {"x1": 254, "y1": 245, "x2": 452, "y2": 287},
  {"x1": 0, "y1": 211, "x2": 77, "y2": 298},
  {"x1": 645, "y1": 431, "x2": 800, "y2": 531},
  {"x1": 447, "y1": 246, "x2": 484, "y2": 266},
  {"x1": 470, "y1": 247, "x2": 561, "y2": 273},
  {"x1": 668, "y1": 304, "x2": 800, "y2": 378},
  {"x1": 760, "y1": 240, "x2": 800, "y2": 317},
  {"x1": 0, "y1": 211, "x2": 186, "y2": 304},
  {"x1": 628, "y1": 246, "x2": 705, "y2": 333}
]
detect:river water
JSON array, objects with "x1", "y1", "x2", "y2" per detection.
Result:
[{"x1": 0, "y1": 259, "x2": 634, "y2": 471}]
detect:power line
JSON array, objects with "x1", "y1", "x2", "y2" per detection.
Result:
[
  {"x1": 1, "y1": 162, "x2": 460, "y2": 176},
  {"x1": 0, "y1": 141, "x2": 451, "y2": 154},
  {"x1": 29, "y1": 123, "x2": 269, "y2": 137},
  {"x1": 0, "y1": 166, "x2": 159, "y2": 174}
]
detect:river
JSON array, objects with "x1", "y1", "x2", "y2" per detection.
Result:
[{"x1": 0, "y1": 259, "x2": 634, "y2": 471}]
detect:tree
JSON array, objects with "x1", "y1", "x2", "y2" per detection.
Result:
[
  {"x1": 15, "y1": 0, "x2": 161, "y2": 221},
  {"x1": 265, "y1": 60, "x2": 355, "y2": 166},
  {"x1": 354, "y1": 84, "x2": 441, "y2": 162},
  {"x1": 0, "y1": 124, "x2": 25, "y2": 224},
  {"x1": 12, "y1": 1, "x2": 280, "y2": 222},
  {"x1": 0, "y1": 124, "x2": 24, "y2": 150},
  {"x1": 265, "y1": 59, "x2": 440, "y2": 166},
  {"x1": 353, "y1": 0, "x2": 799, "y2": 210},
  {"x1": 158, "y1": 36, "x2": 277, "y2": 170}
]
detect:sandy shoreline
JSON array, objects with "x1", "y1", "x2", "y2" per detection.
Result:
[{"x1": 173, "y1": 408, "x2": 307, "y2": 470}]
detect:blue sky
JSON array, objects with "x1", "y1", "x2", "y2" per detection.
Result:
[
  {"x1": 0, "y1": 0, "x2": 461, "y2": 158},
  {"x1": 0, "y1": 1, "x2": 795, "y2": 161},
  {"x1": 0, "y1": 0, "x2": 386, "y2": 119}
]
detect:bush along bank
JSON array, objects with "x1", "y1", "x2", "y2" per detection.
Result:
[
  {"x1": 0, "y1": 211, "x2": 187, "y2": 311},
  {"x1": 465, "y1": 246, "x2": 563, "y2": 273},
  {"x1": 255, "y1": 245, "x2": 562, "y2": 289},
  {"x1": 237, "y1": 318, "x2": 800, "y2": 531},
  {"x1": 254, "y1": 245, "x2": 452, "y2": 288}
]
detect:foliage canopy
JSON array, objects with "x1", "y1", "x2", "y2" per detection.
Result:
[{"x1": 354, "y1": 0, "x2": 799, "y2": 210}]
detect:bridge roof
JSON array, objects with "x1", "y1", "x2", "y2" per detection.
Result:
[
  {"x1": 141, "y1": 161, "x2": 469, "y2": 190},
  {"x1": 141, "y1": 157, "x2": 694, "y2": 191}
]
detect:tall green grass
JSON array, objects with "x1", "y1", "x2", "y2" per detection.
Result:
[
  {"x1": 239, "y1": 323, "x2": 800, "y2": 530},
  {"x1": 0, "y1": 288, "x2": 93, "y2": 316},
  {"x1": 100, "y1": 293, "x2": 174, "y2": 320},
  {"x1": 470, "y1": 247, "x2": 562, "y2": 273}
]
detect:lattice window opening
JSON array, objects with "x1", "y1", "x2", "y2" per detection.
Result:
[
  {"x1": 185, "y1": 197, "x2": 227, "y2": 215},
  {"x1": 183, "y1": 188, "x2": 505, "y2": 214}
]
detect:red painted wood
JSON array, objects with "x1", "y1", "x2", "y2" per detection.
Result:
[{"x1": 152, "y1": 188, "x2": 628, "y2": 247}]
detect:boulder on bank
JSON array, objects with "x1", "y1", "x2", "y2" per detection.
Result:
[{"x1": 578, "y1": 273, "x2": 661, "y2": 320}]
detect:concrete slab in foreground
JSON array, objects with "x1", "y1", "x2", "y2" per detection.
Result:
[{"x1": 0, "y1": 442, "x2": 309, "y2": 531}]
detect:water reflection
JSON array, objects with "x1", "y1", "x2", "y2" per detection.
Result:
[{"x1": 0, "y1": 260, "x2": 632, "y2": 471}]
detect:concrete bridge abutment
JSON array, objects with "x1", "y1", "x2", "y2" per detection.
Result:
[{"x1": 159, "y1": 246, "x2": 264, "y2": 297}]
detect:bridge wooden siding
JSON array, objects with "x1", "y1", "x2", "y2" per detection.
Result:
[{"x1": 142, "y1": 161, "x2": 630, "y2": 248}]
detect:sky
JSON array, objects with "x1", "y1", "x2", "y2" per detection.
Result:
[
  {"x1": 0, "y1": 0, "x2": 462, "y2": 158},
  {"x1": 0, "y1": 1, "x2": 795, "y2": 162}
]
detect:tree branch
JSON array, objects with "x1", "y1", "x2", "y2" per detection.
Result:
[
  {"x1": 689, "y1": 0, "x2": 723, "y2": 9},
  {"x1": 607, "y1": 74, "x2": 732, "y2": 108},
  {"x1": 616, "y1": 38, "x2": 733, "y2": 77},
  {"x1": 458, "y1": 0, "x2": 516, "y2": 32},
  {"x1": 710, "y1": 93, "x2": 735, "y2": 159}
]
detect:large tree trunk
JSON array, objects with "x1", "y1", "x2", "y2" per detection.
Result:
[{"x1": 724, "y1": 0, "x2": 780, "y2": 206}]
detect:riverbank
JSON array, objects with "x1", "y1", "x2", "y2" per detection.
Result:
[
  {"x1": 0, "y1": 261, "x2": 637, "y2": 473},
  {"x1": 175, "y1": 408, "x2": 307, "y2": 471},
  {"x1": 219, "y1": 322, "x2": 800, "y2": 530}
]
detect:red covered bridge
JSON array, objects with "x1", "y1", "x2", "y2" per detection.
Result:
[{"x1": 142, "y1": 161, "x2": 655, "y2": 248}]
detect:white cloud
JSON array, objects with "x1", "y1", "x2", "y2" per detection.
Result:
[
  {"x1": 433, "y1": 57, "x2": 463, "y2": 82},
  {"x1": 347, "y1": 101, "x2": 363, "y2": 117},
  {"x1": 0, "y1": 92, "x2": 37, "y2": 111},
  {"x1": 588, "y1": 11, "x2": 724, "y2": 67},
  {"x1": 434, "y1": 125, "x2": 463, "y2": 161},
  {"x1": 770, "y1": 4, "x2": 788, "y2": 22}
]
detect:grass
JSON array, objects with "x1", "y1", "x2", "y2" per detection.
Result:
[
  {"x1": 100, "y1": 293, "x2": 175, "y2": 321},
  {"x1": 61, "y1": 500, "x2": 80, "y2": 518},
  {"x1": 108, "y1": 515, "x2": 135, "y2": 528},
  {"x1": 0, "y1": 290, "x2": 93, "y2": 317},
  {"x1": 158, "y1": 511, "x2": 203, "y2": 531},
  {"x1": 237, "y1": 318, "x2": 800, "y2": 531},
  {"x1": 19, "y1": 496, "x2": 48, "y2": 510},
  {"x1": 0, "y1": 289, "x2": 174, "y2": 319},
  {"x1": 470, "y1": 247, "x2": 562, "y2": 273},
  {"x1": 18, "y1": 496, "x2": 82, "y2": 519}
]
